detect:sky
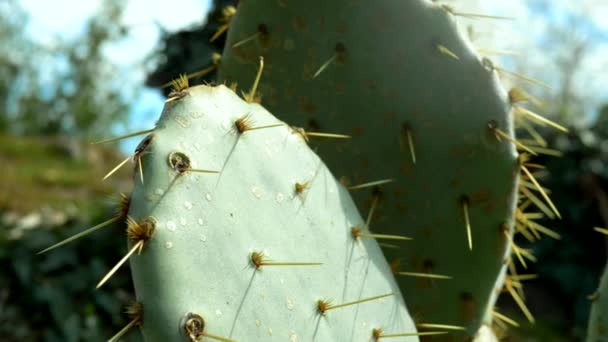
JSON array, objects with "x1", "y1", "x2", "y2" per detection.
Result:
[
  {"x1": 20, "y1": 0, "x2": 211, "y2": 56},
  {"x1": 17, "y1": 0, "x2": 608, "y2": 151},
  {"x1": 454, "y1": 0, "x2": 608, "y2": 125},
  {"x1": 19, "y1": 0, "x2": 212, "y2": 152}
]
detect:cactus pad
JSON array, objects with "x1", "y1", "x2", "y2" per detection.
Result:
[
  {"x1": 125, "y1": 84, "x2": 417, "y2": 341},
  {"x1": 218, "y1": 0, "x2": 519, "y2": 336}
]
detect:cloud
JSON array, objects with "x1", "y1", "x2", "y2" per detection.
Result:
[
  {"x1": 105, "y1": 0, "x2": 210, "y2": 65},
  {"x1": 20, "y1": 0, "x2": 210, "y2": 66},
  {"x1": 20, "y1": 0, "x2": 100, "y2": 43}
]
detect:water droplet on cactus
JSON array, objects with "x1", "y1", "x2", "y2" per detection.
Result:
[
  {"x1": 286, "y1": 297, "x2": 295, "y2": 310},
  {"x1": 265, "y1": 146, "x2": 273, "y2": 158},
  {"x1": 184, "y1": 201, "x2": 193, "y2": 210},
  {"x1": 197, "y1": 218, "x2": 204, "y2": 225},
  {"x1": 251, "y1": 186, "x2": 263, "y2": 199},
  {"x1": 167, "y1": 221, "x2": 177, "y2": 232},
  {"x1": 165, "y1": 241, "x2": 174, "y2": 249},
  {"x1": 205, "y1": 193, "x2": 212, "y2": 201},
  {"x1": 155, "y1": 188, "x2": 164, "y2": 196}
]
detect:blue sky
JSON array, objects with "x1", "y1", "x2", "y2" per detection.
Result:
[{"x1": 17, "y1": 0, "x2": 608, "y2": 151}]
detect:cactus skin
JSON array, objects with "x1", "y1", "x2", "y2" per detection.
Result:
[
  {"x1": 127, "y1": 84, "x2": 417, "y2": 341},
  {"x1": 473, "y1": 325, "x2": 498, "y2": 342},
  {"x1": 218, "y1": 0, "x2": 517, "y2": 337},
  {"x1": 588, "y1": 263, "x2": 608, "y2": 342}
]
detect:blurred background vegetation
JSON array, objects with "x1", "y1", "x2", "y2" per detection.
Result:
[{"x1": 1, "y1": 0, "x2": 607, "y2": 341}]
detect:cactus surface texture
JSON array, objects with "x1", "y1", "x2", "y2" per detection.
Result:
[
  {"x1": 218, "y1": 0, "x2": 520, "y2": 337},
  {"x1": 588, "y1": 263, "x2": 608, "y2": 342},
  {"x1": 125, "y1": 84, "x2": 417, "y2": 341}
]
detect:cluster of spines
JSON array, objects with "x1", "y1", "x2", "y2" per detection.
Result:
[
  {"x1": 352, "y1": 90, "x2": 567, "y2": 332},
  {"x1": 486, "y1": 88, "x2": 569, "y2": 330}
]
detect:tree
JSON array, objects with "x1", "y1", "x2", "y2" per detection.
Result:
[
  {"x1": 0, "y1": 2, "x2": 141, "y2": 340},
  {"x1": 145, "y1": 0, "x2": 237, "y2": 95},
  {"x1": 0, "y1": 0, "x2": 132, "y2": 138}
]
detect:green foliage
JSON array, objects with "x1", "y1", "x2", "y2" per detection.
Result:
[
  {"x1": 0, "y1": 0, "x2": 131, "y2": 137},
  {"x1": 0, "y1": 213, "x2": 142, "y2": 342},
  {"x1": 535, "y1": 124, "x2": 608, "y2": 339},
  {"x1": 0, "y1": 0, "x2": 30, "y2": 132},
  {"x1": 0, "y1": 120, "x2": 137, "y2": 341},
  {"x1": 0, "y1": 134, "x2": 139, "y2": 341},
  {"x1": 145, "y1": 0, "x2": 238, "y2": 95},
  {"x1": 0, "y1": 2, "x2": 141, "y2": 335},
  {"x1": 0, "y1": 133, "x2": 130, "y2": 213}
]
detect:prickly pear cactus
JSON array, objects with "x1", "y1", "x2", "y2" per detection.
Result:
[
  {"x1": 588, "y1": 263, "x2": 608, "y2": 342},
  {"x1": 218, "y1": 0, "x2": 523, "y2": 337},
  {"x1": 122, "y1": 84, "x2": 418, "y2": 341}
]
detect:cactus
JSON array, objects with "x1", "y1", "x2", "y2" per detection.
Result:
[
  {"x1": 588, "y1": 248, "x2": 608, "y2": 341},
  {"x1": 40, "y1": 82, "x2": 426, "y2": 341},
  {"x1": 216, "y1": 0, "x2": 565, "y2": 337},
  {"x1": 32, "y1": 0, "x2": 572, "y2": 339},
  {"x1": 124, "y1": 83, "x2": 422, "y2": 341}
]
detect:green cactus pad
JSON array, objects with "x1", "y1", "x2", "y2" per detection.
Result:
[
  {"x1": 588, "y1": 263, "x2": 608, "y2": 342},
  {"x1": 126, "y1": 84, "x2": 417, "y2": 341},
  {"x1": 218, "y1": 0, "x2": 518, "y2": 336}
]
